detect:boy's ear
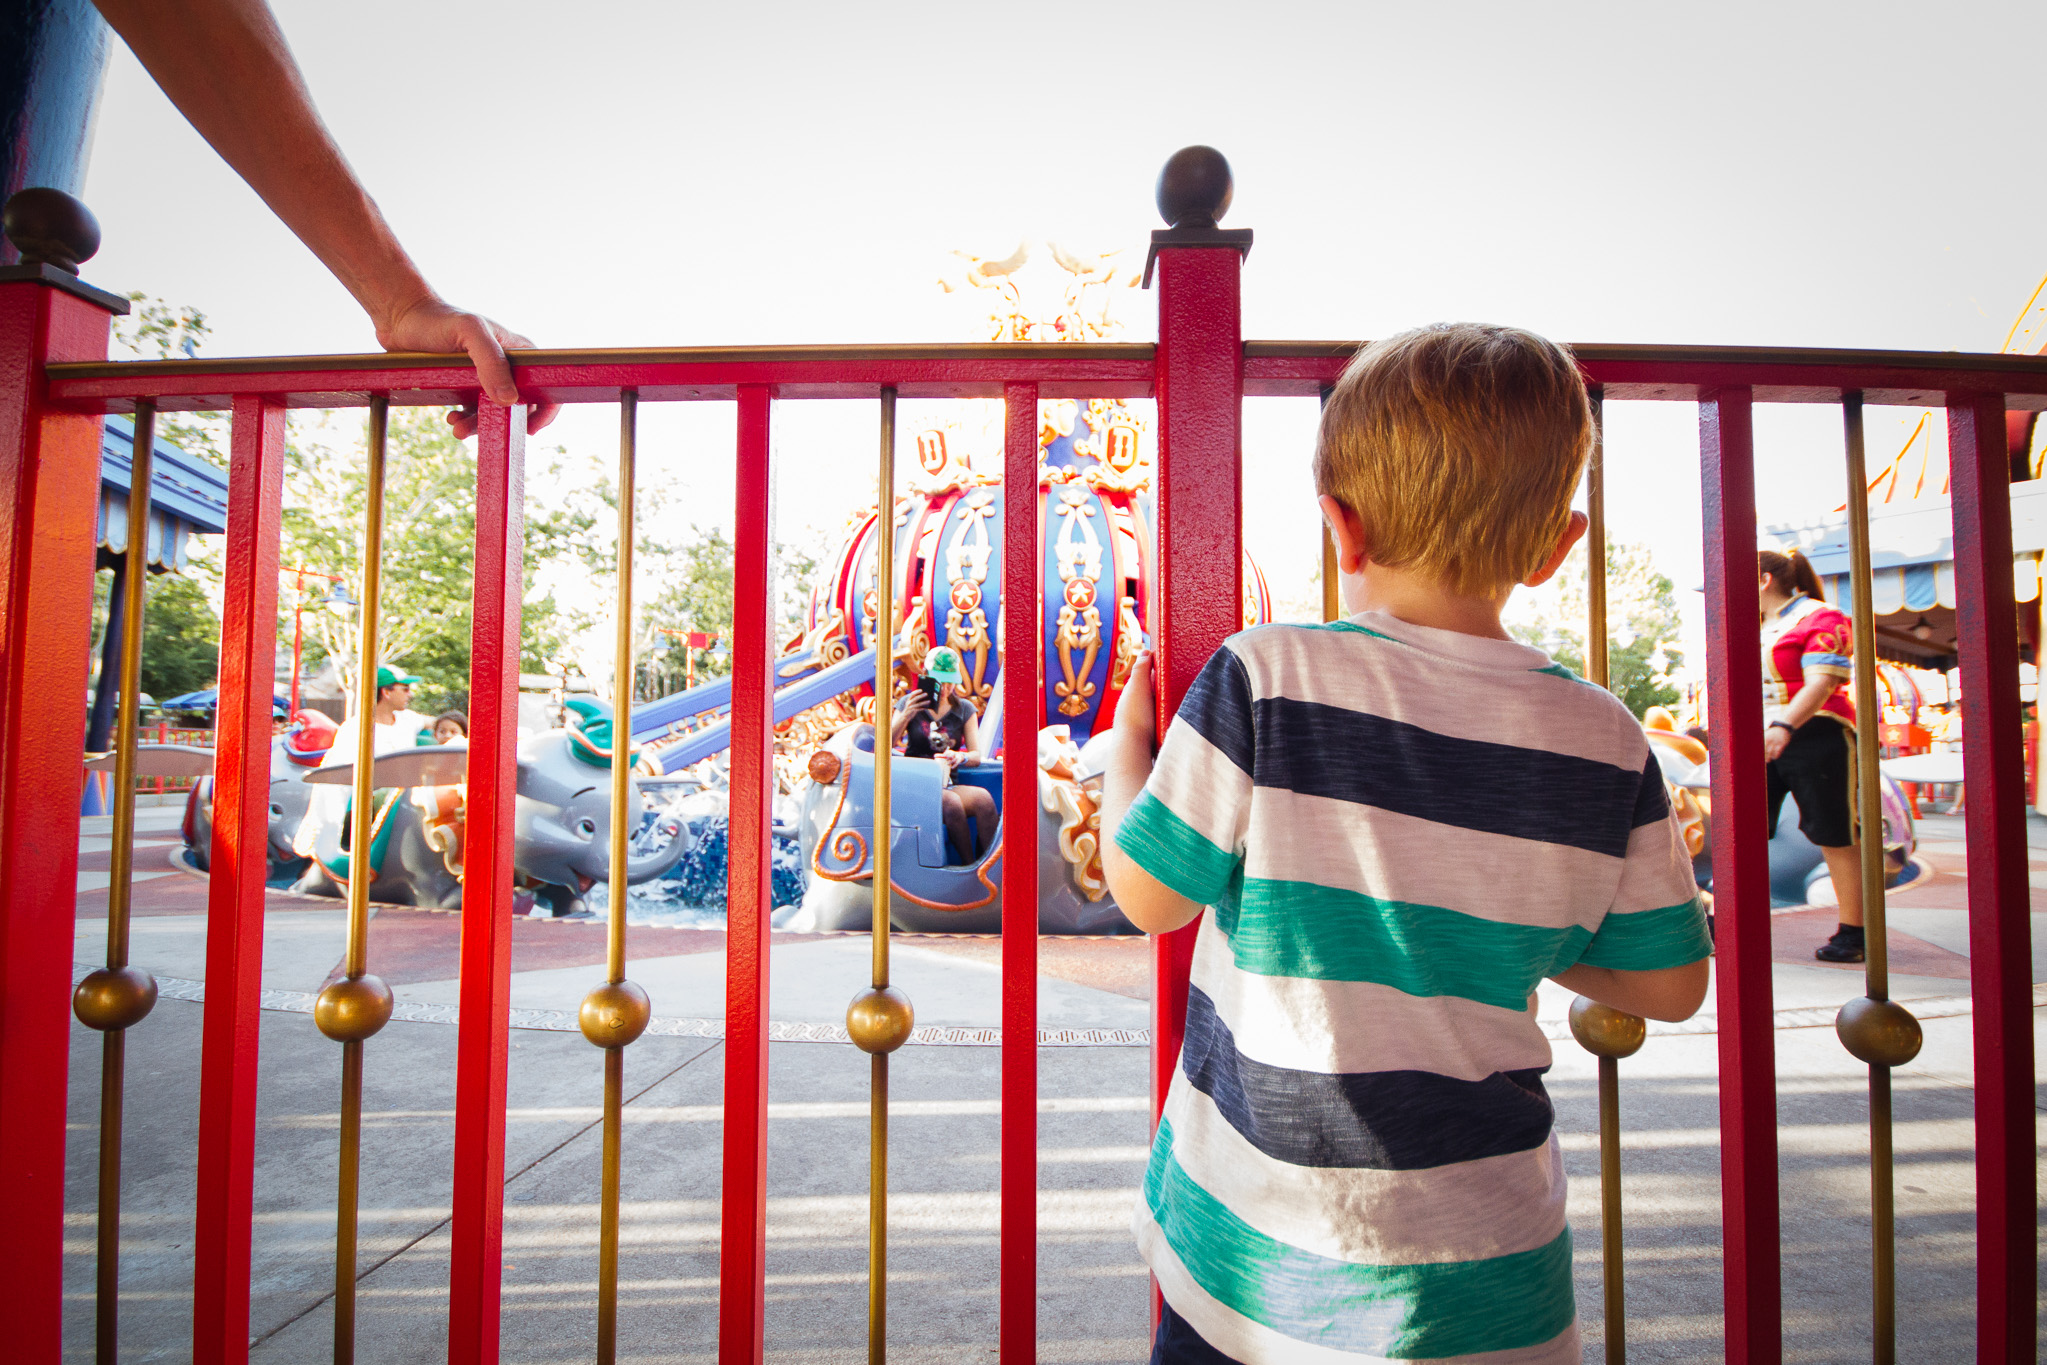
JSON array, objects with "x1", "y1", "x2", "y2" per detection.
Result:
[
  {"x1": 1318, "y1": 495, "x2": 1369, "y2": 575},
  {"x1": 1522, "y1": 511, "x2": 1589, "y2": 588}
]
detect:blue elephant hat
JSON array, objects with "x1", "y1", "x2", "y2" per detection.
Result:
[{"x1": 563, "y1": 695, "x2": 636, "y2": 769}]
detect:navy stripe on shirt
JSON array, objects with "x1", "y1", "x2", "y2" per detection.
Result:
[
  {"x1": 1177, "y1": 647, "x2": 1257, "y2": 775},
  {"x1": 1245, "y1": 696, "x2": 1648, "y2": 857},
  {"x1": 1631, "y1": 752, "x2": 1670, "y2": 827},
  {"x1": 1179, "y1": 986, "x2": 1555, "y2": 1170}
]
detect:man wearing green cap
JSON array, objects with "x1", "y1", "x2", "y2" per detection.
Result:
[
  {"x1": 889, "y1": 645, "x2": 996, "y2": 861},
  {"x1": 321, "y1": 665, "x2": 432, "y2": 770},
  {"x1": 296, "y1": 665, "x2": 435, "y2": 860}
]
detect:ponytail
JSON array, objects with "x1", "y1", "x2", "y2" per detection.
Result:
[{"x1": 1758, "y1": 547, "x2": 1825, "y2": 603}]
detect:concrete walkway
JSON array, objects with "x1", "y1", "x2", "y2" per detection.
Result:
[{"x1": 62, "y1": 811, "x2": 2045, "y2": 1362}]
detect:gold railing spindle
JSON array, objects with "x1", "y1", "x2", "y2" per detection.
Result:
[
  {"x1": 581, "y1": 391, "x2": 653, "y2": 1365},
  {"x1": 313, "y1": 396, "x2": 397, "y2": 1365},
  {"x1": 74, "y1": 398, "x2": 164, "y2": 1365},
  {"x1": 1321, "y1": 382, "x2": 1340, "y2": 622},
  {"x1": 1571, "y1": 391, "x2": 1646, "y2": 1364},
  {"x1": 1833, "y1": 392, "x2": 1922, "y2": 1365},
  {"x1": 1585, "y1": 392, "x2": 1609, "y2": 689},
  {"x1": 846, "y1": 386, "x2": 914, "y2": 1365}
]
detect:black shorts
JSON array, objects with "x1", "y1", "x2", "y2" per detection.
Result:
[
  {"x1": 1150, "y1": 1302, "x2": 1244, "y2": 1365},
  {"x1": 1767, "y1": 718, "x2": 1856, "y2": 849}
]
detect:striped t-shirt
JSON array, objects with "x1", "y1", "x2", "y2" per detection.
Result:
[{"x1": 1116, "y1": 613, "x2": 1710, "y2": 1364}]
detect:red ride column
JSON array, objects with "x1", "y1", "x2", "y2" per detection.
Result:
[
  {"x1": 449, "y1": 398, "x2": 527, "y2": 1365},
  {"x1": 720, "y1": 384, "x2": 775, "y2": 1365},
  {"x1": 1699, "y1": 387, "x2": 1781, "y2": 1364},
  {"x1": 1000, "y1": 381, "x2": 1041, "y2": 1361},
  {"x1": 192, "y1": 395, "x2": 286, "y2": 1365},
  {"x1": 1146, "y1": 147, "x2": 1249, "y2": 1131},
  {"x1": 1947, "y1": 390, "x2": 2035, "y2": 1365},
  {"x1": 0, "y1": 195, "x2": 127, "y2": 1364}
]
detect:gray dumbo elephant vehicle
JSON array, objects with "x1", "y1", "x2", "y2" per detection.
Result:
[
  {"x1": 180, "y1": 712, "x2": 337, "y2": 885},
  {"x1": 193, "y1": 699, "x2": 690, "y2": 914}
]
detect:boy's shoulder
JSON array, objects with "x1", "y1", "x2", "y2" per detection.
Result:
[{"x1": 1218, "y1": 618, "x2": 1650, "y2": 766}]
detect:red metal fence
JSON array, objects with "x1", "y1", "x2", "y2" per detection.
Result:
[{"x1": 0, "y1": 167, "x2": 2041, "y2": 1364}]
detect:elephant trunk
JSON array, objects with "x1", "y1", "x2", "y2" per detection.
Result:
[{"x1": 620, "y1": 817, "x2": 691, "y2": 885}]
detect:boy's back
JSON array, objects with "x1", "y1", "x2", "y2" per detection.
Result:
[{"x1": 1117, "y1": 613, "x2": 1709, "y2": 1363}]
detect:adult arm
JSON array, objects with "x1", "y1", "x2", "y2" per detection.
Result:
[
  {"x1": 889, "y1": 699, "x2": 924, "y2": 744},
  {"x1": 91, "y1": 0, "x2": 557, "y2": 436},
  {"x1": 1764, "y1": 675, "x2": 1844, "y2": 761}
]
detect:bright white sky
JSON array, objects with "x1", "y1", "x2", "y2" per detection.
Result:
[{"x1": 80, "y1": 0, "x2": 2047, "y2": 674}]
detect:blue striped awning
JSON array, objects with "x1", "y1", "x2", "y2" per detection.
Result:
[
  {"x1": 96, "y1": 415, "x2": 229, "y2": 571},
  {"x1": 1822, "y1": 554, "x2": 2040, "y2": 618}
]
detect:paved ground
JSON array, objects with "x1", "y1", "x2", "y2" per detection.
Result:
[{"x1": 63, "y1": 810, "x2": 2047, "y2": 1362}]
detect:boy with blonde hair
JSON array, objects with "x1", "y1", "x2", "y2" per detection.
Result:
[{"x1": 1102, "y1": 323, "x2": 1712, "y2": 1364}]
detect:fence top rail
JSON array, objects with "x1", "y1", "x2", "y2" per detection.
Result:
[
  {"x1": 43, "y1": 339, "x2": 2047, "y2": 414},
  {"x1": 44, "y1": 342, "x2": 1161, "y2": 412},
  {"x1": 1245, "y1": 340, "x2": 2047, "y2": 407}
]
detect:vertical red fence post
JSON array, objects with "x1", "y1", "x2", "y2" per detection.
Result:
[
  {"x1": 1945, "y1": 390, "x2": 2035, "y2": 1365},
  {"x1": 999, "y1": 381, "x2": 1041, "y2": 1362},
  {"x1": 1146, "y1": 151, "x2": 1248, "y2": 1131},
  {"x1": 1698, "y1": 386, "x2": 1780, "y2": 1364},
  {"x1": 191, "y1": 394, "x2": 286, "y2": 1365},
  {"x1": 720, "y1": 384, "x2": 775, "y2": 1365},
  {"x1": 0, "y1": 256, "x2": 124, "y2": 1363},
  {"x1": 448, "y1": 398, "x2": 527, "y2": 1365}
]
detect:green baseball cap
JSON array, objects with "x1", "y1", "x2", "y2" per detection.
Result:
[
  {"x1": 376, "y1": 665, "x2": 422, "y2": 689},
  {"x1": 924, "y1": 646, "x2": 965, "y2": 685}
]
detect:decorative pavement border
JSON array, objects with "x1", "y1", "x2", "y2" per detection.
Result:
[{"x1": 72, "y1": 963, "x2": 2042, "y2": 1048}]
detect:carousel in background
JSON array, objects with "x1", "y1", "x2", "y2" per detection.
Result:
[
  {"x1": 781, "y1": 389, "x2": 1272, "y2": 933},
  {"x1": 776, "y1": 240, "x2": 1272, "y2": 931}
]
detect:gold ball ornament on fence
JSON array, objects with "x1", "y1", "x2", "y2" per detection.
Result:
[
  {"x1": 846, "y1": 985, "x2": 915, "y2": 1055},
  {"x1": 1835, "y1": 996, "x2": 1923, "y2": 1068},
  {"x1": 73, "y1": 965, "x2": 158, "y2": 1032},
  {"x1": 1568, "y1": 996, "x2": 1646, "y2": 1060},
  {"x1": 314, "y1": 975, "x2": 395, "y2": 1043},
  {"x1": 580, "y1": 980, "x2": 653, "y2": 1049}
]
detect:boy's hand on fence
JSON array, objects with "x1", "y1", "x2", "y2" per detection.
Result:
[
  {"x1": 373, "y1": 295, "x2": 561, "y2": 439},
  {"x1": 1111, "y1": 653, "x2": 1157, "y2": 755}
]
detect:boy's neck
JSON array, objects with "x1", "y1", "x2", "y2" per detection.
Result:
[{"x1": 1343, "y1": 563, "x2": 1514, "y2": 641}]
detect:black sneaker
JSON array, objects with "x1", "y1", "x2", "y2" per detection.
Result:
[{"x1": 1816, "y1": 933, "x2": 1865, "y2": 964}]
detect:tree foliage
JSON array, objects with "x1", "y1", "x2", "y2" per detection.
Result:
[
  {"x1": 140, "y1": 569, "x2": 222, "y2": 699},
  {"x1": 279, "y1": 413, "x2": 618, "y2": 714},
  {"x1": 1508, "y1": 541, "x2": 1684, "y2": 718}
]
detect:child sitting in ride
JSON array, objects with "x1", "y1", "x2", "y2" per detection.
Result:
[
  {"x1": 889, "y1": 644, "x2": 997, "y2": 862},
  {"x1": 1100, "y1": 324, "x2": 1712, "y2": 1364}
]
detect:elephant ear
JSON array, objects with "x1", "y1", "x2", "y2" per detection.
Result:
[{"x1": 514, "y1": 756, "x2": 547, "y2": 800}]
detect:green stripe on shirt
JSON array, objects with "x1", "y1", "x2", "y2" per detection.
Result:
[
  {"x1": 1213, "y1": 877, "x2": 1591, "y2": 1010},
  {"x1": 1116, "y1": 789, "x2": 1241, "y2": 907},
  {"x1": 1146, "y1": 1119, "x2": 1576, "y2": 1358},
  {"x1": 1575, "y1": 898, "x2": 1711, "y2": 970}
]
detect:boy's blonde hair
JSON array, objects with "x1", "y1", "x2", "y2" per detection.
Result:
[{"x1": 1314, "y1": 323, "x2": 1593, "y2": 596}]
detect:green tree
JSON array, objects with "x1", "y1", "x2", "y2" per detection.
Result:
[
  {"x1": 631, "y1": 528, "x2": 823, "y2": 699},
  {"x1": 1509, "y1": 540, "x2": 1683, "y2": 718},
  {"x1": 140, "y1": 569, "x2": 222, "y2": 699},
  {"x1": 280, "y1": 415, "x2": 615, "y2": 714}
]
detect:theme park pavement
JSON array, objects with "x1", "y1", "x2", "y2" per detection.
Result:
[{"x1": 66, "y1": 809, "x2": 2047, "y2": 1363}]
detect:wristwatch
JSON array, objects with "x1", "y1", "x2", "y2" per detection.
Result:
[{"x1": 1768, "y1": 721, "x2": 1796, "y2": 735}]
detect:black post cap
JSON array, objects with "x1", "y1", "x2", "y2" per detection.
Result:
[
  {"x1": 3, "y1": 187, "x2": 101, "y2": 274},
  {"x1": 1156, "y1": 146, "x2": 1234, "y2": 230},
  {"x1": 1143, "y1": 146, "x2": 1251, "y2": 288}
]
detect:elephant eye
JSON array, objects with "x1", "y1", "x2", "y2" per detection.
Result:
[{"x1": 578, "y1": 818, "x2": 597, "y2": 836}]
